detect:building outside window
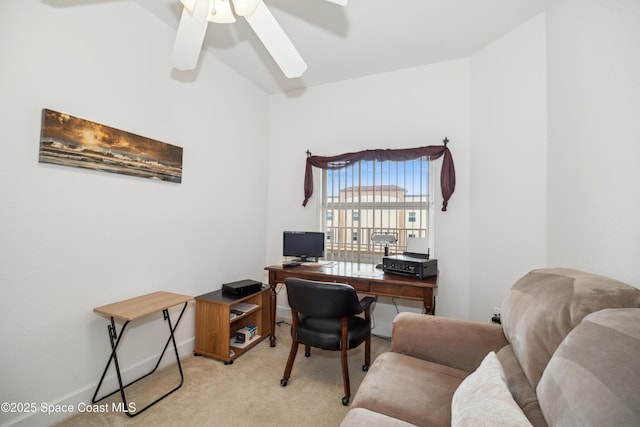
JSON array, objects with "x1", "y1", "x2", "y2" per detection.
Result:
[{"x1": 321, "y1": 158, "x2": 432, "y2": 264}]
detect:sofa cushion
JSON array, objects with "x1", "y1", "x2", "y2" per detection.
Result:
[
  {"x1": 537, "y1": 308, "x2": 640, "y2": 426},
  {"x1": 501, "y1": 268, "x2": 640, "y2": 389},
  {"x1": 351, "y1": 351, "x2": 467, "y2": 427},
  {"x1": 496, "y1": 345, "x2": 547, "y2": 427},
  {"x1": 452, "y1": 351, "x2": 532, "y2": 427}
]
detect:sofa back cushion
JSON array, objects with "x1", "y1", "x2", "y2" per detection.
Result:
[
  {"x1": 501, "y1": 268, "x2": 640, "y2": 389},
  {"x1": 537, "y1": 308, "x2": 640, "y2": 426}
]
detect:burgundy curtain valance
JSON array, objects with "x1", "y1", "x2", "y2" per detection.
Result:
[{"x1": 302, "y1": 143, "x2": 456, "y2": 211}]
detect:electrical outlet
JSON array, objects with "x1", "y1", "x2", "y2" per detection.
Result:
[{"x1": 491, "y1": 306, "x2": 502, "y2": 324}]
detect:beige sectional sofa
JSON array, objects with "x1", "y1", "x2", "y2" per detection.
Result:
[{"x1": 341, "y1": 268, "x2": 640, "y2": 427}]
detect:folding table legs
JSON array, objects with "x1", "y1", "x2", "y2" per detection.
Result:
[{"x1": 91, "y1": 302, "x2": 188, "y2": 417}]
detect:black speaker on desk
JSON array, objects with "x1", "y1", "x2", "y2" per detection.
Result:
[{"x1": 222, "y1": 279, "x2": 262, "y2": 296}]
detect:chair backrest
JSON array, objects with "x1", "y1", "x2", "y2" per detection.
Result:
[{"x1": 285, "y1": 278, "x2": 362, "y2": 318}]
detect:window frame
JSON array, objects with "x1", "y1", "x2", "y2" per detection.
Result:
[{"x1": 320, "y1": 157, "x2": 435, "y2": 264}]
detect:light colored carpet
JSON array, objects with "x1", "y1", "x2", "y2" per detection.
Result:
[{"x1": 56, "y1": 324, "x2": 391, "y2": 427}]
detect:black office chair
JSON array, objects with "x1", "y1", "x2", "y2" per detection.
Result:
[{"x1": 280, "y1": 278, "x2": 376, "y2": 405}]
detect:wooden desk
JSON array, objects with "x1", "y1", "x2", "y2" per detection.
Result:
[
  {"x1": 265, "y1": 263, "x2": 437, "y2": 347},
  {"x1": 92, "y1": 291, "x2": 193, "y2": 417}
]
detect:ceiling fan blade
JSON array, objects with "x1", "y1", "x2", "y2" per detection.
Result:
[
  {"x1": 324, "y1": 0, "x2": 348, "y2": 5},
  {"x1": 180, "y1": 0, "x2": 198, "y2": 11},
  {"x1": 171, "y1": 0, "x2": 210, "y2": 71},
  {"x1": 243, "y1": 1, "x2": 307, "y2": 78}
]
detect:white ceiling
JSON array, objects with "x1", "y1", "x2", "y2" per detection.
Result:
[{"x1": 136, "y1": 0, "x2": 547, "y2": 94}]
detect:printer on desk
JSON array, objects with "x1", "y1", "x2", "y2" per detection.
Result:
[
  {"x1": 381, "y1": 237, "x2": 437, "y2": 279},
  {"x1": 382, "y1": 254, "x2": 437, "y2": 278}
]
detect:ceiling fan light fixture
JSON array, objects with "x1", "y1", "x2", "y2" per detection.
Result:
[
  {"x1": 180, "y1": 0, "x2": 198, "y2": 12},
  {"x1": 208, "y1": 0, "x2": 236, "y2": 23},
  {"x1": 232, "y1": 0, "x2": 260, "y2": 17},
  {"x1": 173, "y1": 0, "x2": 343, "y2": 78}
]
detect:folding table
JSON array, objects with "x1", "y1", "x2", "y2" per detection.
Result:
[{"x1": 92, "y1": 291, "x2": 193, "y2": 417}]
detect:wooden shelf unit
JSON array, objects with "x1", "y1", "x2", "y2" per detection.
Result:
[{"x1": 194, "y1": 285, "x2": 271, "y2": 364}]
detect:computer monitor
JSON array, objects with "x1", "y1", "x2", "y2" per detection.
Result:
[{"x1": 283, "y1": 231, "x2": 325, "y2": 262}]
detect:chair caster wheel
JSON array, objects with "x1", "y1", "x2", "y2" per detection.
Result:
[
  {"x1": 280, "y1": 379, "x2": 288, "y2": 387},
  {"x1": 224, "y1": 360, "x2": 234, "y2": 365},
  {"x1": 305, "y1": 351, "x2": 311, "y2": 357},
  {"x1": 362, "y1": 364, "x2": 369, "y2": 372},
  {"x1": 341, "y1": 396, "x2": 350, "y2": 406}
]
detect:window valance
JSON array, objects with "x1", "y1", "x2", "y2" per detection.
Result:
[{"x1": 303, "y1": 142, "x2": 456, "y2": 211}]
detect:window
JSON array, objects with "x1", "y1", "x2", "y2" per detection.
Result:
[{"x1": 322, "y1": 157, "x2": 432, "y2": 264}]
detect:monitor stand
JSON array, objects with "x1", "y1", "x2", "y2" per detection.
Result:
[{"x1": 295, "y1": 256, "x2": 319, "y2": 263}]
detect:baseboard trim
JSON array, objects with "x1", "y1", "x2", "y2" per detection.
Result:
[
  {"x1": 5, "y1": 337, "x2": 195, "y2": 427},
  {"x1": 276, "y1": 306, "x2": 291, "y2": 322}
]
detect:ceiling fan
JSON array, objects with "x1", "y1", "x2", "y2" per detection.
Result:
[{"x1": 171, "y1": 0, "x2": 348, "y2": 78}]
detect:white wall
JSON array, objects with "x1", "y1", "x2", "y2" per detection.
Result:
[
  {"x1": 546, "y1": 0, "x2": 640, "y2": 288},
  {"x1": 0, "y1": 1, "x2": 267, "y2": 425},
  {"x1": 266, "y1": 12, "x2": 550, "y2": 328},
  {"x1": 266, "y1": 60, "x2": 472, "y2": 334},
  {"x1": 469, "y1": 14, "x2": 548, "y2": 320}
]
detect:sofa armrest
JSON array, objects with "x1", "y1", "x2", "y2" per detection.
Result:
[{"x1": 391, "y1": 312, "x2": 509, "y2": 372}]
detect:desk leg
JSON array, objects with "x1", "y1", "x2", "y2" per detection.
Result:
[
  {"x1": 423, "y1": 290, "x2": 436, "y2": 315},
  {"x1": 269, "y1": 274, "x2": 277, "y2": 347},
  {"x1": 91, "y1": 302, "x2": 188, "y2": 417}
]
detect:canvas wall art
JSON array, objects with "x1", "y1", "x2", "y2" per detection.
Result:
[{"x1": 39, "y1": 109, "x2": 183, "y2": 183}]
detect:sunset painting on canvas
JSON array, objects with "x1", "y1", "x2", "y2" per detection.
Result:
[{"x1": 39, "y1": 109, "x2": 183, "y2": 183}]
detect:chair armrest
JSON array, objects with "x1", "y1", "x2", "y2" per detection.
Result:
[
  {"x1": 359, "y1": 296, "x2": 376, "y2": 313},
  {"x1": 390, "y1": 312, "x2": 508, "y2": 372}
]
